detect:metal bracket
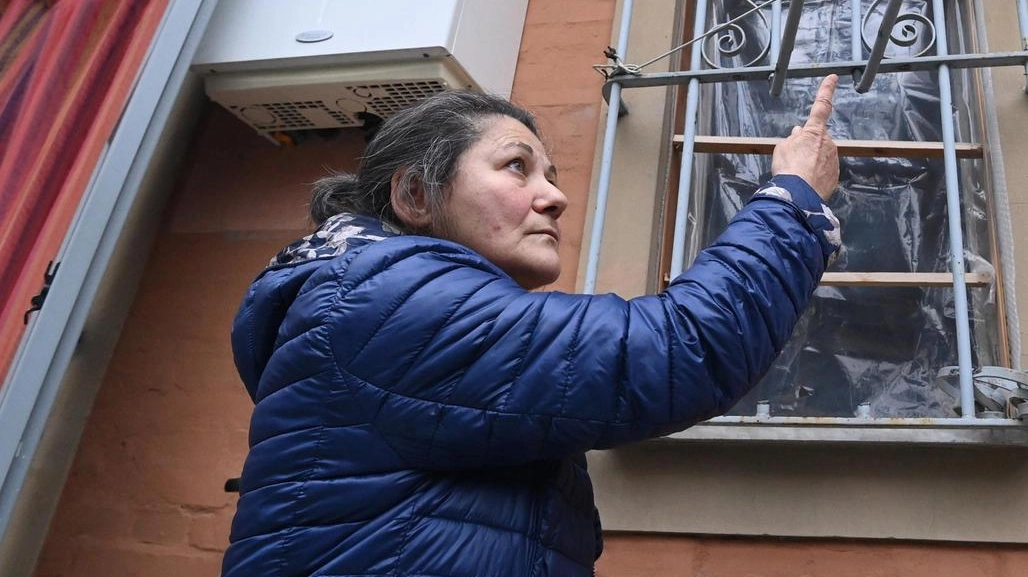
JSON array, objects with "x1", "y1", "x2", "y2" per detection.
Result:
[
  {"x1": 22, "y1": 260, "x2": 60, "y2": 325},
  {"x1": 595, "y1": 47, "x2": 633, "y2": 117}
]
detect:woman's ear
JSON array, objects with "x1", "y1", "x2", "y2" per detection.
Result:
[{"x1": 390, "y1": 169, "x2": 432, "y2": 231}]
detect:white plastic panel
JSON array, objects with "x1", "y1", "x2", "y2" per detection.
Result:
[
  {"x1": 193, "y1": 0, "x2": 461, "y2": 68},
  {"x1": 193, "y1": 0, "x2": 528, "y2": 96},
  {"x1": 450, "y1": 0, "x2": 530, "y2": 96}
]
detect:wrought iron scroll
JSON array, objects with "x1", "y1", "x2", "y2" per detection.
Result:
[
  {"x1": 861, "y1": 0, "x2": 938, "y2": 58},
  {"x1": 701, "y1": 0, "x2": 772, "y2": 69}
]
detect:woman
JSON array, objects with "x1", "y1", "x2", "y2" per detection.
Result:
[{"x1": 222, "y1": 77, "x2": 841, "y2": 577}]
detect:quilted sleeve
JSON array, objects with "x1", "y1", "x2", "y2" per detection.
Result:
[{"x1": 326, "y1": 176, "x2": 839, "y2": 469}]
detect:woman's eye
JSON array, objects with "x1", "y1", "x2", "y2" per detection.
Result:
[{"x1": 507, "y1": 158, "x2": 526, "y2": 173}]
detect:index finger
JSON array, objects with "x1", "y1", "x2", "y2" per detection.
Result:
[{"x1": 804, "y1": 74, "x2": 839, "y2": 129}]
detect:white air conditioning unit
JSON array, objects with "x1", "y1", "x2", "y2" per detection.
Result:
[{"x1": 192, "y1": 0, "x2": 529, "y2": 141}]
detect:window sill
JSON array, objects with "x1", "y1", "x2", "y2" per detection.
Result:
[{"x1": 663, "y1": 416, "x2": 1028, "y2": 446}]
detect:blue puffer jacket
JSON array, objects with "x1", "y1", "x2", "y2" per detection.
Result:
[{"x1": 222, "y1": 175, "x2": 840, "y2": 577}]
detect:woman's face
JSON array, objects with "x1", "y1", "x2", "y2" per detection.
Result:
[{"x1": 438, "y1": 115, "x2": 567, "y2": 289}]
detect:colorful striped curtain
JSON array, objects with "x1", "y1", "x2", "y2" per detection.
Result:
[{"x1": 0, "y1": 0, "x2": 170, "y2": 387}]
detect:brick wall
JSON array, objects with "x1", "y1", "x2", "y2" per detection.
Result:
[{"x1": 31, "y1": 106, "x2": 361, "y2": 576}]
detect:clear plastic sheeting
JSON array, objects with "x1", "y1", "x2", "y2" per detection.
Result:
[{"x1": 688, "y1": 0, "x2": 1001, "y2": 418}]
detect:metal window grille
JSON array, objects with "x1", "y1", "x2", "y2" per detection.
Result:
[{"x1": 586, "y1": 0, "x2": 1028, "y2": 441}]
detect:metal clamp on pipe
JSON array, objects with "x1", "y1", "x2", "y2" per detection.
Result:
[{"x1": 597, "y1": 47, "x2": 633, "y2": 118}]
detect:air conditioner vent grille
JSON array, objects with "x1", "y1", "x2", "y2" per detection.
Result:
[
  {"x1": 202, "y1": 60, "x2": 474, "y2": 142},
  {"x1": 360, "y1": 80, "x2": 448, "y2": 117},
  {"x1": 230, "y1": 100, "x2": 358, "y2": 130},
  {"x1": 218, "y1": 80, "x2": 451, "y2": 134}
]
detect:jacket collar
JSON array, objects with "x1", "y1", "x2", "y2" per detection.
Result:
[{"x1": 267, "y1": 212, "x2": 402, "y2": 269}]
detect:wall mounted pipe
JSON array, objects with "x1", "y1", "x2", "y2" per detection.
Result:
[
  {"x1": 583, "y1": 0, "x2": 635, "y2": 294},
  {"x1": 932, "y1": 0, "x2": 976, "y2": 418}
]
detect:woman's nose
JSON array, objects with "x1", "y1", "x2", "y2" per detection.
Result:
[{"x1": 535, "y1": 180, "x2": 567, "y2": 218}]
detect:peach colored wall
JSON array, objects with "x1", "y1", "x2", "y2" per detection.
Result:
[
  {"x1": 31, "y1": 106, "x2": 365, "y2": 576},
  {"x1": 510, "y1": 0, "x2": 617, "y2": 290},
  {"x1": 597, "y1": 534, "x2": 1028, "y2": 577}
]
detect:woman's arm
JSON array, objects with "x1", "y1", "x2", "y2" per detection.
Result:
[
  {"x1": 315, "y1": 76, "x2": 843, "y2": 470},
  {"x1": 322, "y1": 174, "x2": 839, "y2": 469}
]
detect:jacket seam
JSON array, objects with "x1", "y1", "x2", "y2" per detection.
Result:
[
  {"x1": 497, "y1": 293, "x2": 547, "y2": 412},
  {"x1": 350, "y1": 380, "x2": 638, "y2": 424},
  {"x1": 347, "y1": 259, "x2": 463, "y2": 366},
  {"x1": 236, "y1": 469, "x2": 411, "y2": 495},
  {"x1": 678, "y1": 276, "x2": 742, "y2": 407},
  {"x1": 711, "y1": 245, "x2": 793, "y2": 352},
  {"x1": 713, "y1": 232, "x2": 808, "y2": 314},
  {"x1": 658, "y1": 294, "x2": 675, "y2": 424},
  {"x1": 241, "y1": 288, "x2": 259, "y2": 396},
  {"x1": 391, "y1": 499, "x2": 421, "y2": 577},
  {"x1": 556, "y1": 301, "x2": 586, "y2": 418},
  {"x1": 401, "y1": 273, "x2": 496, "y2": 403},
  {"x1": 325, "y1": 261, "x2": 413, "y2": 468},
  {"x1": 613, "y1": 298, "x2": 631, "y2": 426},
  {"x1": 436, "y1": 275, "x2": 505, "y2": 405},
  {"x1": 272, "y1": 422, "x2": 327, "y2": 577},
  {"x1": 747, "y1": 195, "x2": 834, "y2": 265},
  {"x1": 419, "y1": 511, "x2": 535, "y2": 536}
]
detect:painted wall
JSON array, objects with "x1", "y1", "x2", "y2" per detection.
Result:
[
  {"x1": 25, "y1": 0, "x2": 1028, "y2": 576},
  {"x1": 986, "y1": 4, "x2": 1028, "y2": 371},
  {"x1": 596, "y1": 534, "x2": 1028, "y2": 577},
  {"x1": 30, "y1": 104, "x2": 347, "y2": 576}
]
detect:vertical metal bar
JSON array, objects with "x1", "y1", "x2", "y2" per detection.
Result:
[
  {"x1": 669, "y1": 0, "x2": 710, "y2": 278},
  {"x1": 932, "y1": 0, "x2": 976, "y2": 418},
  {"x1": 770, "y1": 0, "x2": 783, "y2": 61},
  {"x1": 583, "y1": 0, "x2": 635, "y2": 294},
  {"x1": 1017, "y1": 0, "x2": 1028, "y2": 91},
  {"x1": 855, "y1": 0, "x2": 903, "y2": 92},
  {"x1": 852, "y1": 0, "x2": 863, "y2": 61},
  {"x1": 769, "y1": 0, "x2": 805, "y2": 96}
]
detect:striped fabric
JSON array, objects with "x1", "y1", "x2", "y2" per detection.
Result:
[{"x1": 0, "y1": 0, "x2": 168, "y2": 384}]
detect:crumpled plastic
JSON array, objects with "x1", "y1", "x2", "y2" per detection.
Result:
[{"x1": 689, "y1": 0, "x2": 999, "y2": 417}]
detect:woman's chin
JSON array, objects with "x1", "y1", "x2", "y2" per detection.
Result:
[{"x1": 515, "y1": 263, "x2": 561, "y2": 290}]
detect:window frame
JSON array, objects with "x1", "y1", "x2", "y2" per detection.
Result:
[{"x1": 585, "y1": 0, "x2": 1028, "y2": 444}]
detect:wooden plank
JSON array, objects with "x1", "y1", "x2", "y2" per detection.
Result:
[
  {"x1": 672, "y1": 135, "x2": 984, "y2": 159},
  {"x1": 820, "y1": 272, "x2": 992, "y2": 287}
]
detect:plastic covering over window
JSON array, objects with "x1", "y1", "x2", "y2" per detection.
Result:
[{"x1": 687, "y1": 0, "x2": 1002, "y2": 418}]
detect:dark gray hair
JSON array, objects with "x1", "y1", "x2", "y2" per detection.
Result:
[{"x1": 309, "y1": 91, "x2": 540, "y2": 229}]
